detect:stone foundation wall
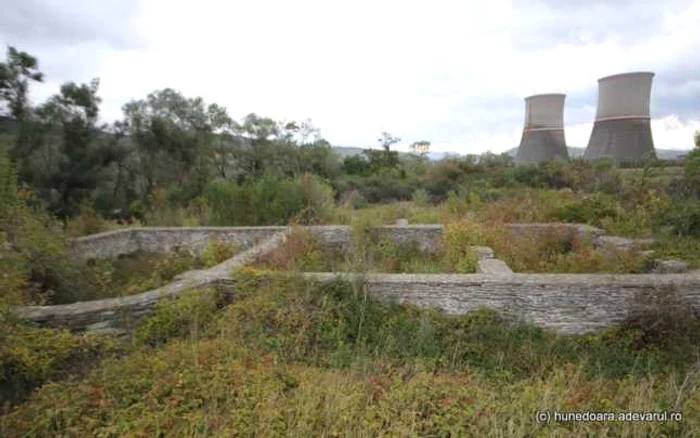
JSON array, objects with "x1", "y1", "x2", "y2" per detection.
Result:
[
  {"x1": 306, "y1": 223, "x2": 609, "y2": 255},
  {"x1": 14, "y1": 231, "x2": 290, "y2": 333},
  {"x1": 72, "y1": 223, "x2": 611, "y2": 260},
  {"x1": 11, "y1": 224, "x2": 700, "y2": 335},
  {"x1": 299, "y1": 272, "x2": 700, "y2": 334},
  {"x1": 73, "y1": 226, "x2": 287, "y2": 259}
]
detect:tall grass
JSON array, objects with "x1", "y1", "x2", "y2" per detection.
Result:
[{"x1": 252, "y1": 224, "x2": 478, "y2": 273}]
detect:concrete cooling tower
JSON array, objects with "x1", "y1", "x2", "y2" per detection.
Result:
[
  {"x1": 584, "y1": 72, "x2": 656, "y2": 164},
  {"x1": 515, "y1": 94, "x2": 569, "y2": 164}
]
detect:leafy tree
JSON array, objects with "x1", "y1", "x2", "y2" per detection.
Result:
[
  {"x1": 206, "y1": 103, "x2": 240, "y2": 180},
  {"x1": 361, "y1": 131, "x2": 401, "y2": 171},
  {"x1": 31, "y1": 79, "x2": 120, "y2": 218},
  {"x1": 343, "y1": 154, "x2": 370, "y2": 175},
  {"x1": 0, "y1": 46, "x2": 43, "y2": 121},
  {"x1": 378, "y1": 131, "x2": 400, "y2": 167},
  {"x1": 410, "y1": 140, "x2": 431, "y2": 157},
  {"x1": 122, "y1": 89, "x2": 214, "y2": 200}
]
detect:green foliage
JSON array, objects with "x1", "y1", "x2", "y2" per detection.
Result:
[
  {"x1": 0, "y1": 316, "x2": 122, "y2": 407},
  {"x1": 253, "y1": 227, "x2": 330, "y2": 272},
  {"x1": 652, "y1": 198, "x2": 700, "y2": 237},
  {"x1": 134, "y1": 288, "x2": 223, "y2": 347},
  {"x1": 200, "y1": 238, "x2": 238, "y2": 269},
  {"x1": 27, "y1": 78, "x2": 121, "y2": 218},
  {"x1": 64, "y1": 198, "x2": 112, "y2": 237},
  {"x1": 3, "y1": 275, "x2": 700, "y2": 436},
  {"x1": 411, "y1": 188, "x2": 430, "y2": 206},
  {"x1": 201, "y1": 173, "x2": 335, "y2": 226},
  {"x1": 1, "y1": 194, "x2": 87, "y2": 305},
  {"x1": 237, "y1": 173, "x2": 302, "y2": 225},
  {"x1": 652, "y1": 235, "x2": 700, "y2": 268},
  {"x1": 342, "y1": 154, "x2": 370, "y2": 175},
  {"x1": 0, "y1": 144, "x2": 18, "y2": 219},
  {"x1": 0, "y1": 46, "x2": 43, "y2": 121},
  {"x1": 338, "y1": 189, "x2": 367, "y2": 210},
  {"x1": 296, "y1": 173, "x2": 336, "y2": 224},
  {"x1": 371, "y1": 238, "x2": 450, "y2": 273},
  {"x1": 557, "y1": 192, "x2": 619, "y2": 225},
  {"x1": 254, "y1": 223, "x2": 476, "y2": 274},
  {"x1": 442, "y1": 220, "x2": 480, "y2": 273}
]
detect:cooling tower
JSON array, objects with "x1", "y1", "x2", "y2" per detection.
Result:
[
  {"x1": 515, "y1": 94, "x2": 569, "y2": 164},
  {"x1": 584, "y1": 72, "x2": 656, "y2": 164}
]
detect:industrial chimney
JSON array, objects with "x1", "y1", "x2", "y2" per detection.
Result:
[
  {"x1": 515, "y1": 94, "x2": 569, "y2": 164},
  {"x1": 584, "y1": 72, "x2": 656, "y2": 164}
]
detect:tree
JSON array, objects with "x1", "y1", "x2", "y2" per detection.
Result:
[
  {"x1": 0, "y1": 46, "x2": 44, "y2": 121},
  {"x1": 410, "y1": 140, "x2": 431, "y2": 157},
  {"x1": 236, "y1": 114, "x2": 330, "y2": 181},
  {"x1": 378, "y1": 131, "x2": 401, "y2": 153},
  {"x1": 33, "y1": 79, "x2": 120, "y2": 218},
  {"x1": 239, "y1": 113, "x2": 280, "y2": 178},
  {"x1": 366, "y1": 131, "x2": 401, "y2": 170},
  {"x1": 122, "y1": 89, "x2": 213, "y2": 199},
  {"x1": 206, "y1": 103, "x2": 240, "y2": 180}
]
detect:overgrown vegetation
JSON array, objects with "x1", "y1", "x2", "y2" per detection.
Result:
[
  {"x1": 442, "y1": 218, "x2": 654, "y2": 273},
  {"x1": 2, "y1": 44, "x2": 700, "y2": 435},
  {"x1": 252, "y1": 225, "x2": 477, "y2": 273},
  {"x1": 2, "y1": 273, "x2": 700, "y2": 435},
  {"x1": 83, "y1": 241, "x2": 238, "y2": 302},
  {"x1": 1, "y1": 45, "x2": 699, "y2": 241}
]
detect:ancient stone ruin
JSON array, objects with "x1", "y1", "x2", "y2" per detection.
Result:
[{"x1": 12, "y1": 224, "x2": 700, "y2": 335}]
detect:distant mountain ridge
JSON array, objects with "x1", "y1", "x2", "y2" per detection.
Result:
[
  {"x1": 330, "y1": 145, "x2": 690, "y2": 161},
  {"x1": 503, "y1": 146, "x2": 689, "y2": 160}
]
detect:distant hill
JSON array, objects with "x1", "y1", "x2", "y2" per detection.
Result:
[
  {"x1": 504, "y1": 147, "x2": 585, "y2": 158},
  {"x1": 331, "y1": 145, "x2": 691, "y2": 162},
  {"x1": 331, "y1": 146, "x2": 422, "y2": 160},
  {"x1": 504, "y1": 146, "x2": 689, "y2": 160},
  {"x1": 331, "y1": 146, "x2": 366, "y2": 158}
]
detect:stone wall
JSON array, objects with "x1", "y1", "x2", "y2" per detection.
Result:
[
  {"x1": 72, "y1": 229, "x2": 140, "y2": 260},
  {"x1": 72, "y1": 223, "x2": 610, "y2": 260},
  {"x1": 73, "y1": 226, "x2": 287, "y2": 259},
  {"x1": 299, "y1": 272, "x2": 700, "y2": 334},
  {"x1": 133, "y1": 227, "x2": 286, "y2": 255},
  {"x1": 11, "y1": 224, "x2": 700, "y2": 336},
  {"x1": 306, "y1": 223, "x2": 609, "y2": 255},
  {"x1": 14, "y1": 231, "x2": 290, "y2": 333},
  {"x1": 305, "y1": 225, "x2": 443, "y2": 253}
]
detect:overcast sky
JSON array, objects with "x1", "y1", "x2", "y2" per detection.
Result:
[{"x1": 1, "y1": 0, "x2": 699, "y2": 153}]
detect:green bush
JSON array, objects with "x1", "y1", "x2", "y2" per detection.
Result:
[
  {"x1": 134, "y1": 288, "x2": 224, "y2": 347},
  {"x1": 248, "y1": 173, "x2": 304, "y2": 225},
  {"x1": 339, "y1": 189, "x2": 367, "y2": 209},
  {"x1": 411, "y1": 188, "x2": 430, "y2": 206},
  {"x1": 204, "y1": 179, "x2": 244, "y2": 225},
  {"x1": 296, "y1": 173, "x2": 335, "y2": 224},
  {"x1": 557, "y1": 192, "x2": 619, "y2": 225},
  {"x1": 2, "y1": 197, "x2": 91, "y2": 305},
  {"x1": 0, "y1": 316, "x2": 122, "y2": 406},
  {"x1": 442, "y1": 220, "x2": 479, "y2": 273},
  {"x1": 204, "y1": 173, "x2": 333, "y2": 226},
  {"x1": 200, "y1": 238, "x2": 238, "y2": 268},
  {"x1": 652, "y1": 198, "x2": 700, "y2": 237}
]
